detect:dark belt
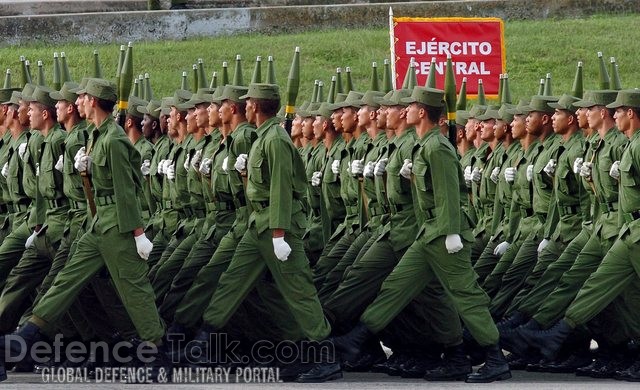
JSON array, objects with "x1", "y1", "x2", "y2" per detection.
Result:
[
  {"x1": 345, "y1": 205, "x2": 359, "y2": 216},
  {"x1": 47, "y1": 198, "x2": 69, "y2": 209},
  {"x1": 600, "y1": 201, "x2": 619, "y2": 213},
  {"x1": 209, "y1": 201, "x2": 235, "y2": 211},
  {"x1": 163, "y1": 200, "x2": 173, "y2": 209},
  {"x1": 251, "y1": 200, "x2": 270, "y2": 210},
  {"x1": 70, "y1": 199, "x2": 87, "y2": 210},
  {"x1": 388, "y1": 203, "x2": 408, "y2": 214},
  {"x1": 95, "y1": 195, "x2": 115, "y2": 206},
  {"x1": 193, "y1": 208, "x2": 206, "y2": 218},
  {"x1": 13, "y1": 201, "x2": 30, "y2": 212},
  {"x1": 368, "y1": 205, "x2": 387, "y2": 217},
  {"x1": 155, "y1": 201, "x2": 163, "y2": 211},
  {"x1": 558, "y1": 204, "x2": 579, "y2": 216},
  {"x1": 624, "y1": 210, "x2": 640, "y2": 224},
  {"x1": 423, "y1": 207, "x2": 436, "y2": 220},
  {"x1": 141, "y1": 209, "x2": 151, "y2": 220},
  {"x1": 0, "y1": 203, "x2": 8, "y2": 214},
  {"x1": 181, "y1": 207, "x2": 193, "y2": 217},
  {"x1": 521, "y1": 207, "x2": 534, "y2": 217}
]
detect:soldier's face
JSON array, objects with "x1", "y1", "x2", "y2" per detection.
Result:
[
  {"x1": 312, "y1": 116, "x2": 325, "y2": 140},
  {"x1": 552, "y1": 109, "x2": 570, "y2": 134},
  {"x1": 357, "y1": 106, "x2": 371, "y2": 128},
  {"x1": 341, "y1": 107, "x2": 358, "y2": 133},
  {"x1": 613, "y1": 108, "x2": 631, "y2": 133},
  {"x1": 245, "y1": 99, "x2": 257, "y2": 124},
  {"x1": 386, "y1": 105, "x2": 403, "y2": 130},
  {"x1": 219, "y1": 100, "x2": 233, "y2": 125},
  {"x1": 55, "y1": 100, "x2": 69, "y2": 124},
  {"x1": 75, "y1": 94, "x2": 86, "y2": 118},
  {"x1": 28, "y1": 102, "x2": 45, "y2": 130},
  {"x1": 187, "y1": 109, "x2": 198, "y2": 133},
  {"x1": 141, "y1": 114, "x2": 155, "y2": 138},
  {"x1": 494, "y1": 119, "x2": 508, "y2": 140},
  {"x1": 525, "y1": 111, "x2": 545, "y2": 135},
  {"x1": 510, "y1": 114, "x2": 526, "y2": 139},
  {"x1": 376, "y1": 106, "x2": 388, "y2": 129},
  {"x1": 331, "y1": 109, "x2": 343, "y2": 132},
  {"x1": 587, "y1": 106, "x2": 604, "y2": 129},
  {"x1": 464, "y1": 118, "x2": 478, "y2": 142},
  {"x1": 405, "y1": 103, "x2": 421, "y2": 126},
  {"x1": 18, "y1": 102, "x2": 30, "y2": 127},
  {"x1": 292, "y1": 115, "x2": 303, "y2": 135},
  {"x1": 208, "y1": 103, "x2": 221, "y2": 127},
  {"x1": 195, "y1": 103, "x2": 209, "y2": 129},
  {"x1": 480, "y1": 119, "x2": 496, "y2": 141},
  {"x1": 302, "y1": 117, "x2": 314, "y2": 140},
  {"x1": 575, "y1": 107, "x2": 589, "y2": 129}
]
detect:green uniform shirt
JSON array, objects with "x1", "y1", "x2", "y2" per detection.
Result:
[
  {"x1": 532, "y1": 132, "x2": 562, "y2": 216},
  {"x1": 362, "y1": 132, "x2": 389, "y2": 230},
  {"x1": 0, "y1": 131, "x2": 13, "y2": 208},
  {"x1": 169, "y1": 134, "x2": 194, "y2": 213},
  {"x1": 619, "y1": 129, "x2": 640, "y2": 215},
  {"x1": 489, "y1": 142, "x2": 521, "y2": 239},
  {"x1": 321, "y1": 135, "x2": 346, "y2": 234},
  {"x1": 6, "y1": 131, "x2": 31, "y2": 207},
  {"x1": 470, "y1": 142, "x2": 490, "y2": 224},
  {"x1": 475, "y1": 142, "x2": 506, "y2": 236},
  {"x1": 149, "y1": 134, "x2": 171, "y2": 210},
  {"x1": 304, "y1": 142, "x2": 327, "y2": 250},
  {"x1": 134, "y1": 136, "x2": 155, "y2": 216},
  {"x1": 62, "y1": 121, "x2": 88, "y2": 203},
  {"x1": 34, "y1": 124, "x2": 67, "y2": 225},
  {"x1": 459, "y1": 145, "x2": 477, "y2": 223},
  {"x1": 580, "y1": 132, "x2": 600, "y2": 225}
]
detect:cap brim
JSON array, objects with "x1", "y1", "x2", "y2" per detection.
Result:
[
  {"x1": 605, "y1": 101, "x2": 624, "y2": 109},
  {"x1": 476, "y1": 113, "x2": 497, "y2": 121},
  {"x1": 573, "y1": 100, "x2": 596, "y2": 108},
  {"x1": 400, "y1": 97, "x2": 417, "y2": 104},
  {"x1": 49, "y1": 91, "x2": 64, "y2": 101},
  {"x1": 238, "y1": 93, "x2": 249, "y2": 100}
]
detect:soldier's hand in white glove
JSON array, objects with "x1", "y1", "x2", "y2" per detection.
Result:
[
  {"x1": 609, "y1": 160, "x2": 620, "y2": 180},
  {"x1": 74, "y1": 155, "x2": 91, "y2": 173},
  {"x1": 55, "y1": 155, "x2": 64, "y2": 172},
  {"x1": 234, "y1": 153, "x2": 248, "y2": 172},
  {"x1": 471, "y1": 167, "x2": 482, "y2": 183},
  {"x1": 140, "y1": 159, "x2": 151, "y2": 176},
  {"x1": 351, "y1": 159, "x2": 364, "y2": 176},
  {"x1": 134, "y1": 233, "x2": 153, "y2": 260},
  {"x1": 526, "y1": 164, "x2": 534, "y2": 182},
  {"x1": 18, "y1": 142, "x2": 27, "y2": 161},
  {"x1": 1, "y1": 162, "x2": 8, "y2": 178},
  {"x1": 199, "y1": 157, "x2": 212, "y2": 176},
  {"x1": 363, "y1": 161, "x2": 375, "y2": 178},
  {"x1": 157, "y1": 159, "x2": 166, "y2": 175},
  {"x1": 544, "y1": 159, "x2": 556, "y2": 177},
  {"x1": 445, "y1": 234, "x2": 464, "y2": 254},
  {"x1": 311, "y1": 171, "x2": 322, "y2": 187},
  {"x1": 580, "y1": 161, "x2": 593, "y2": 179},
  {"x1": 166, "y1": 163, "x2": 175, "y2": 180},
  {"x1": 191, "y1": 149, "x2": 202, "y2": 169},
  {"x1": 399, "y1": 159, "x2": 413, "y2": 179},
  {"x1": 183, "y1": 154, "x2": 191, "y2": 171},
  {"x1": 74, "y1": 146, "x2": 86, "y2": 165},
  {"x1": 331, "y1": 159, "x2": 341, "y2": 175},
  {"x1": 272, "y1": 237, "x2": 292, "y2": 261},
  {"x1": 374, "y1": 158, "x2": 388, "y2": 176},
  {"x1": 490, "y1": 167, "x2": 501, "y2": 183},
  {"x1": 222, "y1": 156, "x2": 229, "y2": 173},
  {"x1": 573, "y1": 157, "x2": 584, "y2": 174},
  {"x1": 537, "y1": 238, "x2": 550, "y2": 254},
  {"x1": 504, "y1": 167, "x2": 517, "y2": 183},
  {"x1": 25, "y1": 230, "x2": 38, "y2": 249},
  {"x1": 464, "y1": 165, "x2": 472, "y2": 186},
  {"x1": 494, "y1": 241, "x2": 510, "y2": 256}
]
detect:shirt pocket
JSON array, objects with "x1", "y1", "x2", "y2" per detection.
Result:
[
  {"x1": 619, "y1": 158, "x2": 636, "y2": 187},
  {"x1": 249, "y1": 155, "x2": 265, "y2": 184},
  {"x1": 412, "y1": 161, "x2": 430, "y2": 192}
]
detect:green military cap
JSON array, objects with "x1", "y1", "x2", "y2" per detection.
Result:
[
  {"x1": 2, "y1": 90, "x2": 21, "y2": 105},
  {"x1": 295, "y1": 101, "x2": 310, "y2": 116},
  {"x1": 548, "y1": 94, "x2": 580, "y2": 112},
  {"x1": 310, "y1": 102, "x2": 334, "y2": 119},
  {"x1": 299, "y1": 102, "x2": 320, "y2": 118},
  {"x1": 378, "y1": 89, "x2": 412, "y2": 107},
  {"x1": 498, "y1": 104, "x2": 515, "y2": 123},
  {"x1": 521, "y1": 95, "x2": 559, "y2": 114},
  {"x1": 209, "y1": 86, "x2": 223, "y2": 103},
  {"x1": 215, "y1": 85, "x2": 250, "y2": 104},
  {"x1": 23, "y1": 85, "x2": 57, "y2": 109},
  {"x1": 401, "y1": 86, "x2": 445, "y2": 108},
  {"x1": 467, "y1": 104, "x2": 487, "y2": 118},
  {"x1": 138, "y1": 99, "x2": 161, "y2": 119},
  {"x1": 21, "y1": 83, "x2": 36, "y2": 100},
  {"x1": 77, "y1": 78, "x2": 117, "y2": 103},
  {"x1": 506, "y1": 98, "x2": 531, "y2": 115},
  {"x1": 334, "y1": 93, "x2": 348, "y2": 105},
  {"x1": 606, "y1": 89, "x2": 640, "y2": 109},
  {"x1": 574, "y1": 90, "x2": 618, "y2": 108},
  {"x1": 476, "y1": 108, "x2": 500, "y2": 121},
  {"x1": 356, "y1": 90, "x2": 385, "y2": 108},
  {"x1": 126, "y1": 96, "x2": 147, "y2": 119},
  {"x1": 456, "y1": 110, "x2": 469, "y2": 126},
  {"x1": 189, "y1": 87, "x2": 216, "y2": 105},
  {"x1": 239, "y1": 83, "x2": 280, "y2": 100},
  {"x1": 156, "y1": 97, "x2": 173, "y2": 116},
  {"x1": 50, "y1": 81, "x2": 80, "y2": 102},
  {"x1": 68, "y1": 77, "x2": 91, "y2": 94},
  {"x1": 0, "y1": 88, "x2": 20, "y2": 104},
  {"x1": 336, "y1": 91, "x2": 364, "y2": 109}
]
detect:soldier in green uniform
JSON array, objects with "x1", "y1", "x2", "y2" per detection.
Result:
[
  {"x1": 333, "y1": 87, "x2": 511, "y2": 383},
  {"x1": 0, "y1": 87, "x2": 21, "y2": 246},
  {"x1": 139, "y1": 99, "x2": 164, "y2": 239},
  {"x1": 517, "y1": 90, "x2": 640, "y2": 377},
  {"x1": 0, "y1": 78, "x2": 170, "y2": 382}
]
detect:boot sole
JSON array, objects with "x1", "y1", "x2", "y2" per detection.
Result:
[
  {"x1": 465, "y1": 371, "x2": 512, "y2": 383},
  {"x1": 296, "y1": 370, "x2": 343, "y2": 383},
  {"x1": 424, "y1": 373, "x2": 469, "y2": 381}
]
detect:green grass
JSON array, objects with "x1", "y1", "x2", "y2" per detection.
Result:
[{"x1": 1, "y1": 13, "x2": 639, "y2": 105}]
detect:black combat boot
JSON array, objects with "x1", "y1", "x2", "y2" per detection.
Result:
[
  {"x1": 184, "y1": 324, "x2": 217, "y2": 366},
  {"x1": 496, "y1": 311, "x2": 528, "y2": 332},
  {"x1": 500, "y1": 319, "x2": 540, "y2": 356},
  {"x1": 147, "y1": 341, "x2": 174, "y2": 383},
  {"x1": 295, "y1": 340, "x2": 343, "y2": 383},
  {"x1": 465, "y1": 345, "x2": 511, "y2": 383},
  {"x1": 424, "y1": 344, "x2": 471, "y2": 381},
  {"x1": 0, "y1": 322, "x2": 44, "y2": 373},
  {"x1": 400, "y1": 347, "x2": 442, "y2": 378},
  {"x1": 518, "y1": 319, "x2": 573, "y2": 360},
  {"x1": 330, "y1": 322, "x2": 373, "y2": 363},
  {"x1": 343, "y1": 337, "x2": 386, "y2": 372},
  {"x1": 616, "y1": 359, "x2": 640, "y2": 382}
]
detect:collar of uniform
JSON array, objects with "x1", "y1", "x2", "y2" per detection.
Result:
[
  {"x1": 562, "y1": 130, "x2": 583, "y2": 147},
  {"x1": 255, "y1": 116, "x2": 280, "y2": 138},
  {"x1": 327, "y1": 134, "x2": 345, "y2": 156},
  {"x1": 393, "y1": 126, "x2": 416, "y2": 146},
  {"x1": 630, "y1": 129, "x2": 640, "y2": 143},
  {"x1": 42, "y1": 123, "x2": 64, "y2": 142},
  {"x1": 97, "y1": 115, "x2": 115, "y2": 134},
  {"x1": 71, "y1": 121, "x2": 86, "y2": 134},
  {"x1": 603, "y1": 126, "x2": 621, "y2": 143},
  {"x1": 542, "y1": 131, "x2": 557, "y2": 147}
]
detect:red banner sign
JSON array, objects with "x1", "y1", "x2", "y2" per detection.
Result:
[{"x1": 392, "y1": 17, "x2": 505, "y2": 97}]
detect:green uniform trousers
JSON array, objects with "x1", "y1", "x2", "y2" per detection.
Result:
[
  {"x1": 312, "y1": 228, "x2": 356, "y2": 289},
  {"x1": 360, "y1": 235, "x2": 498, "y2": 346},
  {"x1": 203, "y1": 227, "x2": 331, "y2": 341},
  {"x1": 481, "y1": 240, "x2": 523, "y2": 297},
  {"x1": 0, "y1": 219, "x2": 31, "y2": 291},
  {"x1": 471, "y1": 233, "x2": 490, "y2": 264},
  {"x1": 473, "y1": 240, "x2": 499, "y2": 285},
  {"x1": 533, "y1": 232, "x2": 616, "y2": 327},
  {"x1": 32, "y1": 227, "x2": 164, "y2": 342},
  {"x1": 148, "y1": 216, "x2": 199, "y2": 285}
]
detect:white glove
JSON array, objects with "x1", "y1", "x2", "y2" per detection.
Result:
[
  {"x1": 157, "y1": 159, "x2": 166, "y2": 175},
  {"x1": 331, "y1": 159, "x2": 341, "y2": 175},
  {"x1": 311, "y1": 171, "x2": 322, "y2": 187},
  {"x1": 526, "y1": 164, "x2": 534, "y2": 182},
  {"x1": 400, "y1": 159, "x2": 413, "y2": 179},
  {"x1": 140, "y1": 159, "x2": 151, "y2": 176},
  {"x1": 494, "y1": 241, "x2": 510, "y2": 256},
  {"x1": 191, "y1": 149, "x2": 202, "y2": 169},
  {"x1": 183, "y1": 154, "x2": 191, "y2": 171},
  {"x1": 166, "y1": 163, "x2": 175, "y2": 180},
  {"x1": 35, "y1": 163, "x2": 39, "y2": 177},
  {"x1": 490, "y1": 167, "x2": 500, "y2": 183},
  {"x1": 222, "y1": 156, "x2": 229, "y2": 173},
  {"x1": 544, "y1": 159, "x2": 556, "y2": 177},
  {"x1": 74, "y1": 146, "x2": 85, "y2": 164},
  {"x1": 464, "y1": 165, "x2": 472, "y2": 185},
  {"x1": 351, "y1": 159, "x2": 364, "y2": 176},
  {"x1": 374, "y1": 158, "x2": 388, "y2": 176},
  {"x1": 363, "y1": 161, "x2": 375, "y2": 178},
  {"x1": 74, "y1": 155, "x2": 91, "y2": 173},
  {"x1": 18, "y1": 142, "x2": 27, "y2": 161},
  {"x1": 537, "y1": 238, "x2": 550, "y2": 254},
  {"x1": 55, "y1": 155, "x2": 64, "y2": 172},
  {"x1": 272, "y1": 237, "x2": 292, "y2": 261},
  {"x1": 234, "y1": 153, "x2": 248, "y2": 172},
  {"x1": 609, "y1": 160, "x2": 620, "y2": 180},
  {"x1": 580, "y1": 161, "x2": 592, "y2": 179},
  {"x1": 25, "y1": 230, "x2": 38, "y2": 248},
  {"x1": 573, "y1": 157, "x2": 584, "y2": 174},
  {"x1": 134, "y1": 233, "x2": 153, "y2": 260},
  {"x1": 1, "y1": 162, "x2": 8, "y2": 178},
  {"x1": 445, "y1": 234, "x2": 464, "y2": 254},
  {"x1": 199, "y1": 157, "x2": 212, "y2": 176},
  {"x1": 504, "y1": 167, "x2": 517, "y2": 183},
  {"x1": 471, "y1": 167, "x2": 482, "y2": 183}
]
